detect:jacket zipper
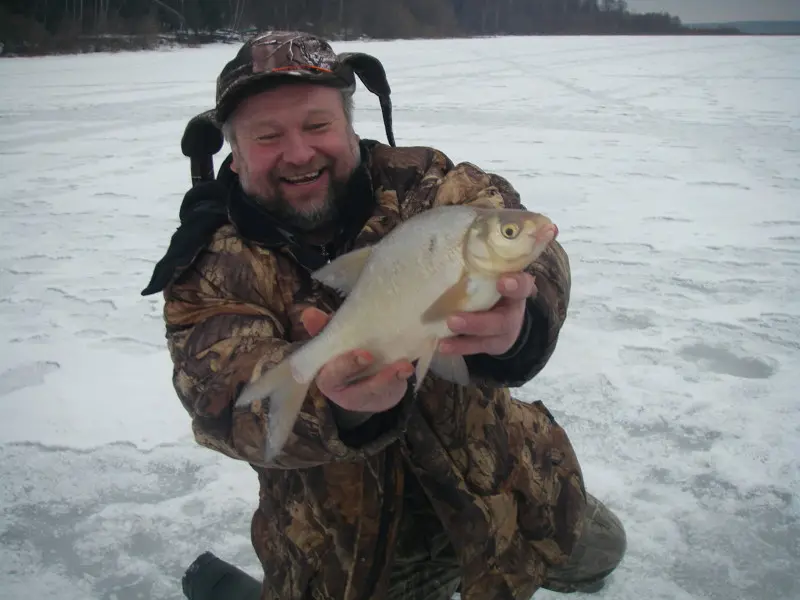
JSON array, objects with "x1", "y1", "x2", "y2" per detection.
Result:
[
  {"x1": 319, "y1": 244, "x2": 331, "y2": 264},
  {"x1": 319, "y1": 240, "x2": 342, "y2": 265}
]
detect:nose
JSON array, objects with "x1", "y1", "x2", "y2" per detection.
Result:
[{"x1": 281, "y1": 131, "x2": 315, "y2": 165}]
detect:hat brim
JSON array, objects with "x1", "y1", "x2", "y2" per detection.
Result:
[{"x1": 214, "y1": 70, "x2": 355, "y2": 124}]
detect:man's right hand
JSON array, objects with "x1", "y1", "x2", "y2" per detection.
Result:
[{"x1": 301, "y1": 307, "x2": 414, "y2": 413}]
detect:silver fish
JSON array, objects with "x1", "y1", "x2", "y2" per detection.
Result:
[{"x1": 235, "y1": 204, "x2": 559, "y2": 461}]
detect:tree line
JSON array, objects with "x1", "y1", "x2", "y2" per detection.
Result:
[{"x1": 0, "y1": 0, "x2": 743, "y2": 56}]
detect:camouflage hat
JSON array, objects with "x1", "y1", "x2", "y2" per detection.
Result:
[
  {"x1": 213, "y1": 31, "x2": 394, "y2": 143},
  {"x1": 215, "y1": 31, "x2": 350, "y2": 122},
  {"x1": 180, "y1": 30, "x2": 396, "y2": 185}
]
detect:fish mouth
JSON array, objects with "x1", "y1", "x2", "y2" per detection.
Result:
[{"x1": 531, "y1": 223, "x2": 558, "y2": 244}]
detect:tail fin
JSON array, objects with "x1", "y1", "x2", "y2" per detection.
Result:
[{"x1": 235, "y1": 359, "x2": 312, "y2": 463}]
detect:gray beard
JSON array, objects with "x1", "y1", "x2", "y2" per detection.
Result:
[
  {"x1": 254, "y1": 188, "x2": 341, "y2": 232},
  {"x1": 246, "y1": 146, "x2": 361, "y2": 233}
]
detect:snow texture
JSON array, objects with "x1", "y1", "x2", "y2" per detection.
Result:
[{"x1": 1, "y1": 35, "x2": 799, "y2": 599}]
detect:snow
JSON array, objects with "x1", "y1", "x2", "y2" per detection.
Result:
[{"x1": 1, "y1": 35, "x2": 798, "y2": 599}]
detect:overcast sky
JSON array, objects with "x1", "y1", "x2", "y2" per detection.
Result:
[{"x1": 625, "y1": 0, "x2": 800, "y2": 22}]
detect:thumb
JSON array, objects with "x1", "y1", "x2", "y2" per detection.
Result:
[{"x1": 301, "y1": 307, "x2": 331, "y2": 337}]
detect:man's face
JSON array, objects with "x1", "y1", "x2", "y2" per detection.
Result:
[{"x1": 228, "y1": 82, "x2": 361, "y2": 231}]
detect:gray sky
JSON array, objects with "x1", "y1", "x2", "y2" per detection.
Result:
[{"x1": 624, "y1": 0, "x2": 800, "y2": 22}]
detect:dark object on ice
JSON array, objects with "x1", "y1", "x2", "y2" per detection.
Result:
[{"x1": 181, "y1": 551, "x2": 261, "y2": 600}]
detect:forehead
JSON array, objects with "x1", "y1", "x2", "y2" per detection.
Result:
[{"x1": 233, "y1": 83, "x2": 344, "y2": 124}]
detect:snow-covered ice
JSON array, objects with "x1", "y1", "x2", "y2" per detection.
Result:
[{"x1": 1, "y1": 35, "x2": 798, "y2": 599}]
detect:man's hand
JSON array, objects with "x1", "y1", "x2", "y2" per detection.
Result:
[
  {"x1": 301, "y1": 307, "x2": 413, "y2": 413},
  {"x1": 438, "y1": 272, "x2": 537, "y2": 357}
]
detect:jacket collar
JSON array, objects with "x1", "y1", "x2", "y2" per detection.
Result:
[{"x1": 141, "y1": 139, "x2": 378, "y2": 296}]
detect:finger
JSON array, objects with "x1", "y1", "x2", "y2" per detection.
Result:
[
  {"x1": 346, "y1": 360, "x2": 414, "y2": 392},
  {"x1": 316, "y1": 349, "x2": 375, "y2": 394},
  {"x1": 438, "y1": 334, "x2": 511, "y2": 357},
  {"x1": 334, "y1": 361, "x2": 414, "y2": 411},
  {"x1": 447, "y1": 297, "x2": 522, "y2": 338},
  {"x1": 497, "y1": 273, "x2": 537, "y2": 300},
  {"x1": 301, "y1": 307, "x2": 331, "y2": 337}
]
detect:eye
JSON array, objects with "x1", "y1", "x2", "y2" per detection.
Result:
[
  {"x1": 501, "y1": 223, "x2": 520, "y2": 239},
  {"x1": 306, "y1": 122, "x2": 331, "y2": 131}
]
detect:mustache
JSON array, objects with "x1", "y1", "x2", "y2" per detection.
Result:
[{"x1": 274, "y1": 161, "x2": 332, "y2": 179}]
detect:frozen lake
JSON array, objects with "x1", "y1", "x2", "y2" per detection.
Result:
[{"x1": 1, "y1": 35, "x2": 798, "y2": 599}]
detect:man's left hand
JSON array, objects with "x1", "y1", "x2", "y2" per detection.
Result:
[{"x1": 438, "y1": 272, "x2": 537, "y2": 357}]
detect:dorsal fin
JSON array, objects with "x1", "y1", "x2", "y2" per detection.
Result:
[{"x1": 311, "y1": 246, "x2": 373, "y2": 296}]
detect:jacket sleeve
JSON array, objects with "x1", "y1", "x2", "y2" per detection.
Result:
[
  {"x1": 421, "y1": 150, "x2": 571, "y2": 387},
  {"x1": 163, "y1": 229, "x2": 412, "y2": 469}
]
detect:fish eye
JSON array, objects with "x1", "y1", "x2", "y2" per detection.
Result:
[{"x1": 501, "y1": 223, "x2": 520, "y2": 239}]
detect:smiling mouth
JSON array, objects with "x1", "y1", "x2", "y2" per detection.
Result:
[{"x1": 280, "y1": 169, "x2": 325, "y2": 185}]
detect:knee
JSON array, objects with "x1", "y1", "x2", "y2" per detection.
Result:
[
  {"x1": 541, "y1": 493, "x2": 627, "y2": 593},
  {"x1": 585, "y1": 493, "x2": 627, "y2": 568}
]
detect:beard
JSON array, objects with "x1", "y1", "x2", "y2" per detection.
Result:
[
  {"x1": 252, "y1": 180, "x2": 343, "y2": 232},
  {"x1": 241, "y1": 154, "x2": 360, "y2": 233}
]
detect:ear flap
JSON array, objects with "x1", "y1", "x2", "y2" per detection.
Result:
[
  {"x1": 338, "y1": 52, "x2": 396, "y2": 147},
  {"x1": 181, "y1": 109, "x2": 225, "y2": 186},
  {"x1": 338, "y1": 52, "x2": 392, "y2": 97}
]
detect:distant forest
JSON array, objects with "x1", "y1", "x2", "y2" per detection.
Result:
[{"x1": 0, "y1": 0, "x2": 743, "y2": 56}]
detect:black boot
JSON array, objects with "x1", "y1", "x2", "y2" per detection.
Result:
[{"x1": 181, "y1": 551, "x2": 262, "y2": 600}]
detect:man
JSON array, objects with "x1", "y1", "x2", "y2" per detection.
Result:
[{"x1": 143, "y1": 31, "x2": 626, "y2": 600}]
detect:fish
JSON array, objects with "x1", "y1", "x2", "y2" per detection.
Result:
[{"x1": 235, "y1": 204, "x2": 559, "y2": 461}]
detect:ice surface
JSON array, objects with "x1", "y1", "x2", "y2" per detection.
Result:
[{"x1": 1, "y1": 36, "x2": 799, "y2": 599}]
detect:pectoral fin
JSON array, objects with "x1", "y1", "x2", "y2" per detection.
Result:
[
  {"x1": 311, "y1": 246, "x2": 373, "y2": 295},
  {"x1": 421, "y1": 271, "x2": 470, "y2": 324},
  {"x1": 430, "y1": 353, "x2": 470, "y2": 386}
]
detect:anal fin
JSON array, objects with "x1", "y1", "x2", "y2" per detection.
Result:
[
  {"x1": 413, "y1": 337, "x2": 471, "y2": 389},
  {"x1": 430, "y1": 352, "x2": 470, "y2": 386},
  {"x1": 413, "y1": 337, "x2": 439, "y2": 392}
]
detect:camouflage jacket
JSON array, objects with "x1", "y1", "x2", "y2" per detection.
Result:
[{"x1": 145, "y1": 139, "x2": 586, "y2": 600}]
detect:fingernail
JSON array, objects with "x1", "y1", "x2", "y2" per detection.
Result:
[
  {"x1": 503, "y1": 278, "x2": 518, "y2": 292},
  {"x1": 448, "y1": 316, "x2": 466, "y2": 331},
  {"x1": 438, "y1": 341, "x2": 452, "y2": 354},
  {"x1": 355, "y1": 353, "x2": 371, "y2": 366},
  {"x1": 397, "y1": 368, "x2": 413, "y2": 380}
]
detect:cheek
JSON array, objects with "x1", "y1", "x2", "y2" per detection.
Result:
[
  {"x1": 488, "y1": 239, "x2": 528, "y2": 263},
  {"x1": 242, "y1": 155, "x2": 278, "y2": 182},
  {"x1": 319, "y1": 130, "x2": 359, "y2": 164}
]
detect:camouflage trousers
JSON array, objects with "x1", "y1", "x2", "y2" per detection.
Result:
[{"x1": 386, "y1": 468, "x2": 627, "y2": 599}]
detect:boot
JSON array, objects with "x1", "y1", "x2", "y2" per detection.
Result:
[
  {"x1": 541, "y1": 493, "x2": 627, "y2": 593},
  {"x1": 181, "y1": 551, "x2": 262, "y2": 600}
]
